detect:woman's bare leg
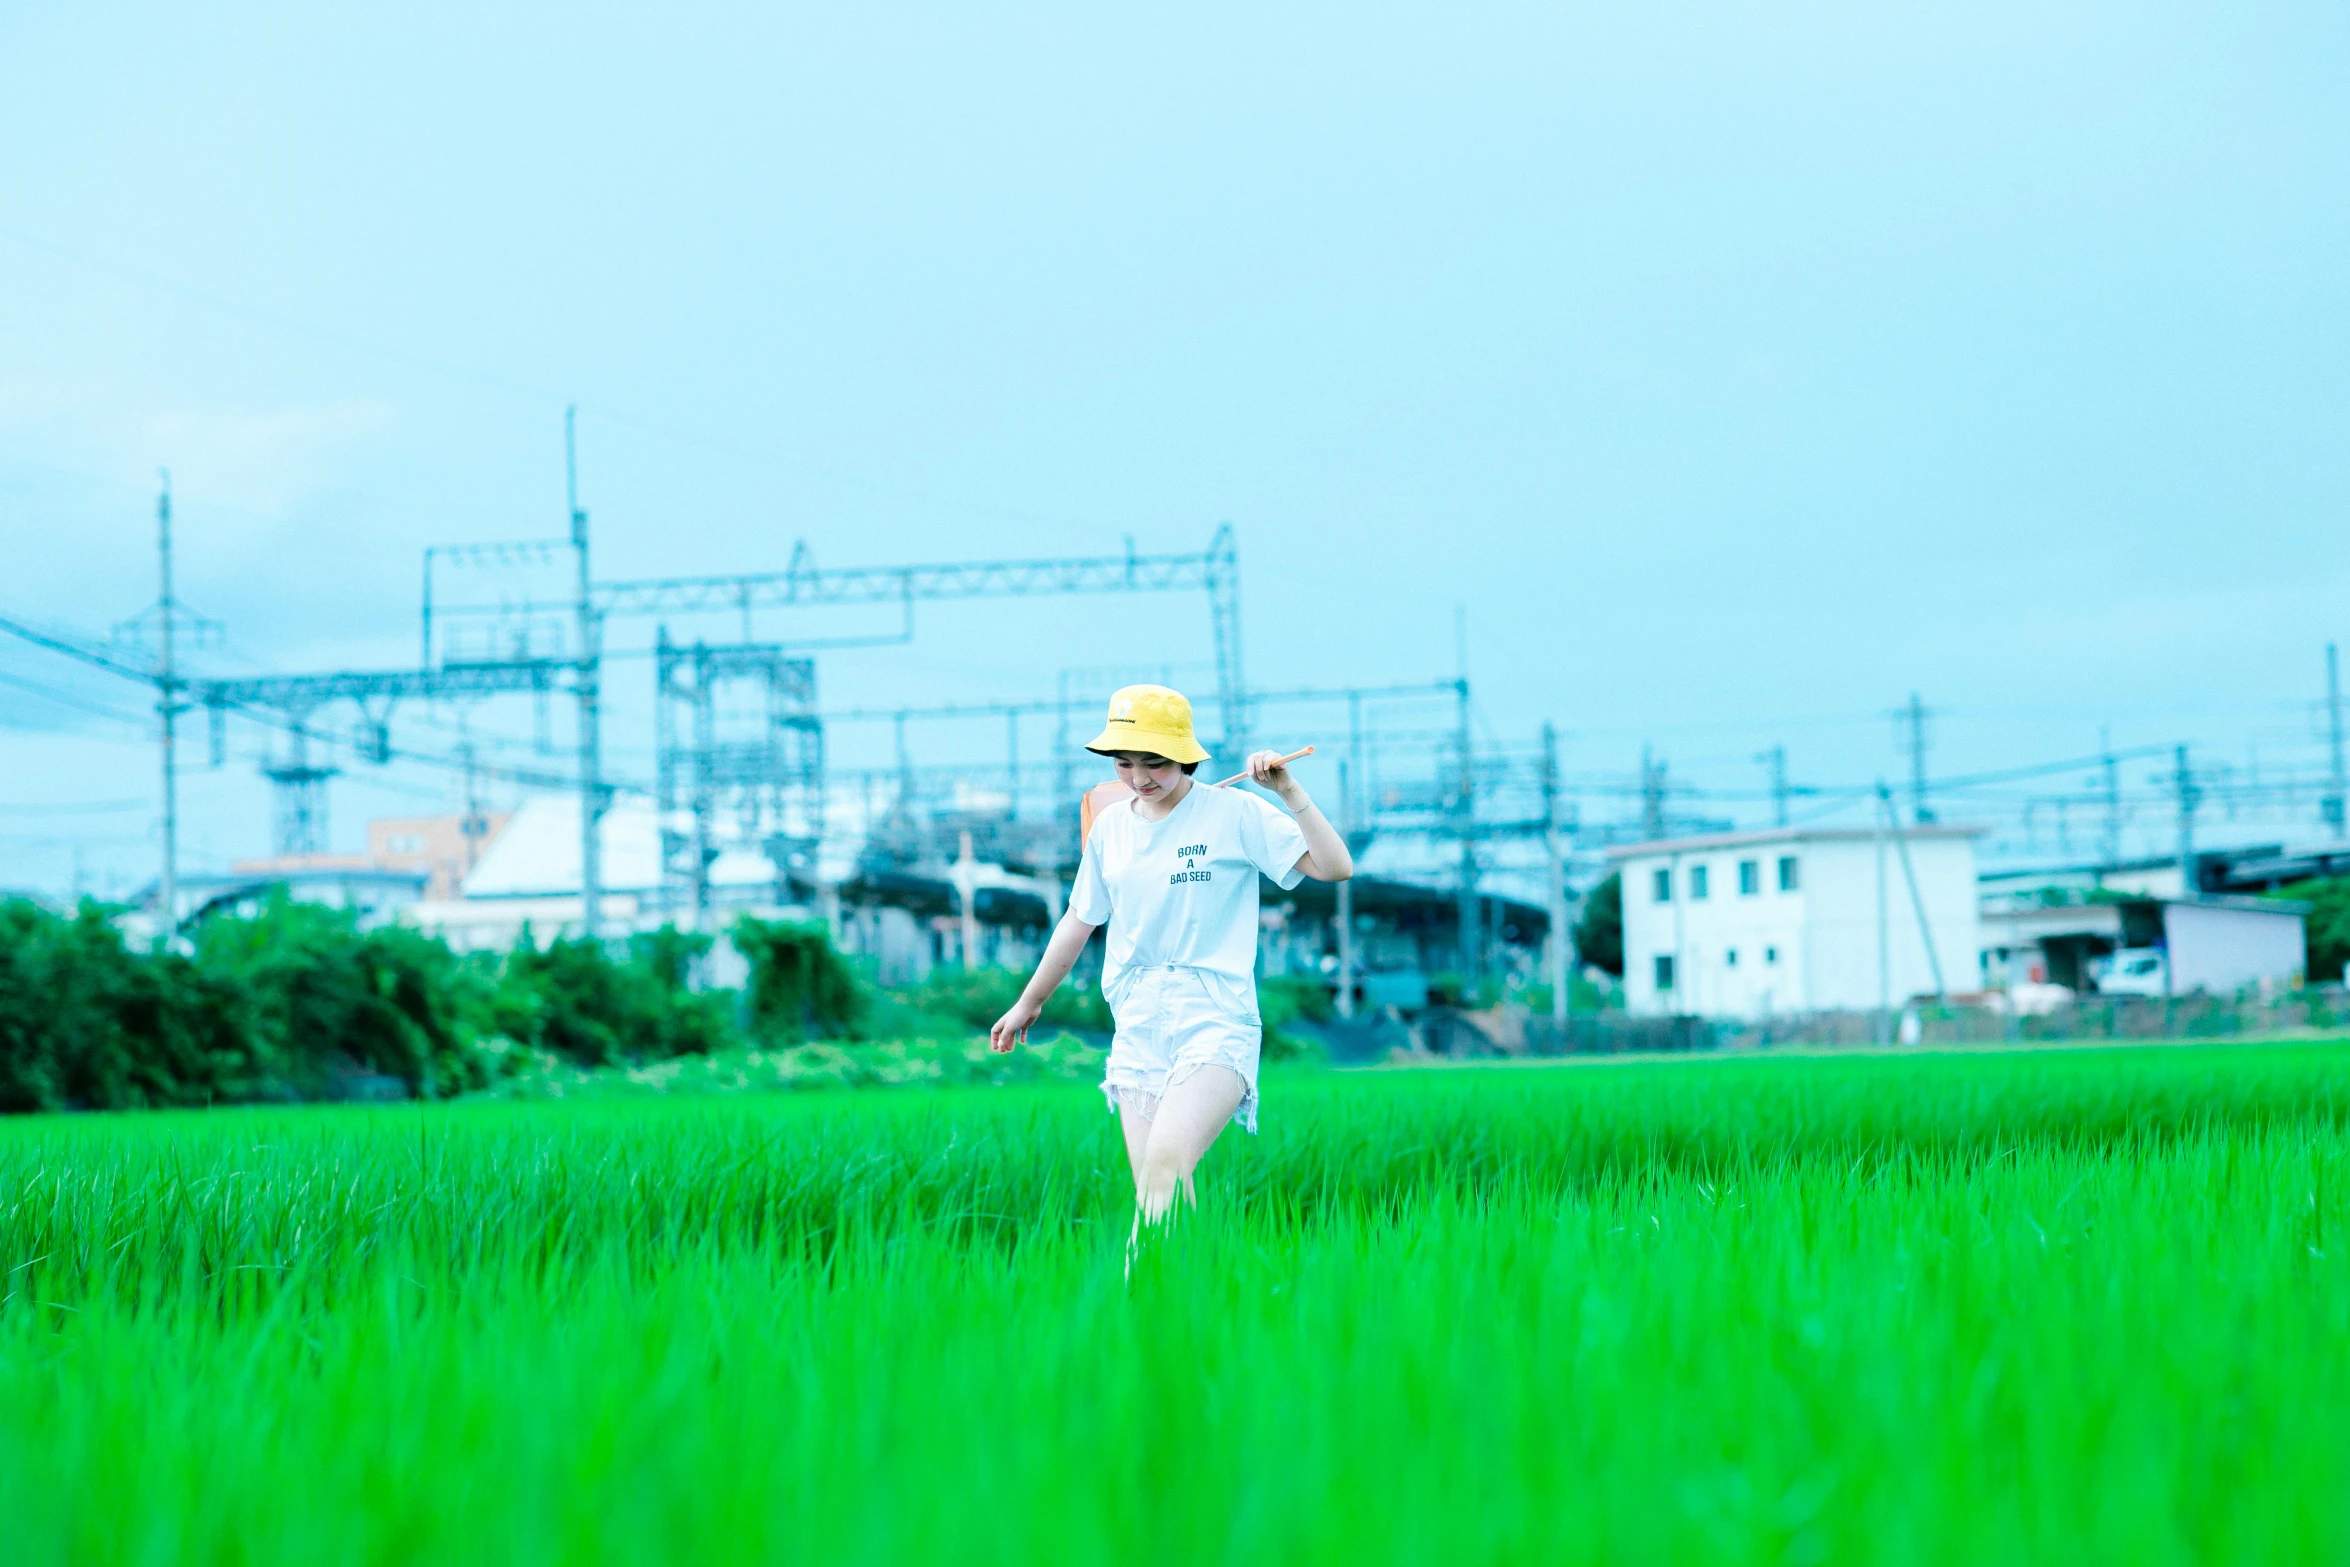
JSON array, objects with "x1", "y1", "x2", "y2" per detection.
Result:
[
  {"x1": 1116, "y1": 1097, "x2": 1156, "y2": 1273},
  {"x1": 1135, "y1": 1066, "x2": 1247, "y2": 1225},
  {"x1": 1116, "y1": 1096, "x2": 1155, "y2": 1190}
]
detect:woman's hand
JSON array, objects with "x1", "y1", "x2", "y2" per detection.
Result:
[
  {"x1": 989, "y1": 998, "x2": 1043, "y2": 1054},
  {"x1": 1251, "y1": 748, "x2": 1354, "y2": 882},
  {"x1": 1247, "y1": 748, "x2": 1304, "y2": 803}
]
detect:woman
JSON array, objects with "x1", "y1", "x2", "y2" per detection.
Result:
[{"x1": 989, "y1": 684, "x2": 1353, "y2": 1225}]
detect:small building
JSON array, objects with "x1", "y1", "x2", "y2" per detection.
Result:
[
  {"x1": 1611, "y1": 825, "x2": 1982, "y2": 1019},
  {"x1": 367, "y1": 812, "x2": 513, "y2": 900},
  {"x1": 165, "y1": 864, "x2": 432, "y2": 930},
  {"x1": 1979, "y1": 890, "x2": 2307, "y2": 995},
  {"x1": 2210, "y1": 842, "x2": 2350, "y2": 895}
]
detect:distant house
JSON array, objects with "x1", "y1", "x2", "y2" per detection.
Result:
[
  {"x1": 1979, "y1": 887, "x2": 2306, "y2": 995},
  {"x1": 1611, "y1": 825, "x2": 1983, "y2": 1019},
  {"x1": 367, "y1": 812, "x2": 512, "y2": 900},
  {"x1": 163, "y1": 864, "x2": 431, "y2": 931},
  {"x1": 406, "y1": 794, "x2": 667, "y2": 949}
]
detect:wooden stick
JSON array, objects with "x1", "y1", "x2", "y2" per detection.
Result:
[{"x1": 1212, "y1": 746, "x2": 1314, "y2": 788}]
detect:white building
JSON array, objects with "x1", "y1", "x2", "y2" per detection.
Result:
[
  {"x1": 1979, "y1": 890, "x2": 2306, "y2": 995},
  {"x1": 1612, "y1": 825, "x2": 1982, "y2": 1019}
]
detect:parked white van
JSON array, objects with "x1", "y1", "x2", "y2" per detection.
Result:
[{"x1": 2095, "y1": 948, "x2": 2168, "y2": 997}]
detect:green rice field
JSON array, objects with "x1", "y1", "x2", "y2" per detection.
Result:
[{"x1": 4, "y1": 1042, "x2": 2349, "y2": 1563}]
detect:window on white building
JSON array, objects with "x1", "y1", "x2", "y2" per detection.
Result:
[
  {"x1": 1777, "y1": 855, "x2": 1799, "y2": 892},
  {"x1": 1654, "y1": 954, "x2": 1675, "y2": 990},
  {"x1": 1725, "y1": 947, "x2": 1739, "y2": 967},
  {"x1": 1765, "y1": 946, "x2": 1779, "y2": 965},
  {"x1": 1738, "y1": 859, "x2": 1759, "y2": 896},
  {"x1": 1691, "y1": 865, "x2": 1710, "y2": 900},
  {"x1": 1653, "y1": 867, "x2": 1671, "y2": 902}
]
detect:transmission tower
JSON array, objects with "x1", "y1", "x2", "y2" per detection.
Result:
[
  {"x1": 653, "y1": 631, "x2": 825, "y2": 927},
  {"x1": 435, "y1": 526, "x2": 1249, "y2": 757},
  {"x1": 77, "y1": 455, "x2": 1253, "y2": 936},
  {"x1": 196, "y1": 660, "x2": 570, "y2": 858},
  {"x1": 261, "y1": 721, "x2": 337, "y2": 857}
]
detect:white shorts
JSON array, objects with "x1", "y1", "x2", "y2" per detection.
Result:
[{"x1": 1100, "y1": 964, "x2": 1263, "y2": 1135}]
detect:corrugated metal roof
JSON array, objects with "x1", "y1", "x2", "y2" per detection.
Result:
[
  {"x1": 461, "y1": 796, "x2": 665, "y2": 898},
  {"x1": 1606, "y1": 824, "x2": 1984, "y2": 859}
]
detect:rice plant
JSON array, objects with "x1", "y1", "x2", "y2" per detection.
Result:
[{"x1": 2, "y1": 1042, "x2": 2346, "y2": 1562}]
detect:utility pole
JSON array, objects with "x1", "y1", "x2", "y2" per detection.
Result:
[
  {"x1": 1878, "y1": 781, "x2": 1947, "y2": 1002},
  {"x1": 2101, "y1": 726, "x2": 2122, "y2": 869},
  {"x1": 1206, "y1": 525, "x2": 1249, "y2": 764},
  {"x1": 1347, "y1": 687, "x2": 1366, "y2": 844},
  {"x1": 1054, "y1": 669, "x2": 1074, "y2": 883},
  {"x1": 1640, "y1": 745, "x2": 1666, "y2": 840},
  {"x1": 1333, "y1": 689, "x2": 1367, "y2": 1019},
  {"x1": 1902, "y1": 692, "x2": 1935, "y2": 824},
  {"x1": 1448, "y1": 607, "x2": 1480, "y2": 987},
  {"x1": 1758, "y1": 744, "x2": 1789, "y2": 828},
  {"x1": 155, "y1": 473, "x2": 180, "y2": 949},
  {"x1": 568, "y1": 407, "x2": 605, "y2": 941},
  {"x1": 1453, "y1": 662, "x2": 1478, "y2": 989},
  {"x1": 2173, "y1": 743, "x2": 2199, "y2": 905},
  {"x1": 1542, "y1": 721, "x2": 1569, "y2": 1030},
  {"x1": 1873, "y1": 778, "x2": 1892, "y2": 1044},
  {"x1": 1005, "y1": 709, "x2": 1020, "y2": 824},
  {"x1": 895, "y1": 711, "x2": 916, "y2": 814},
  {"x1": 954, "y1": 829, "x2": 980, "y2": 968},
  {"x1": 2326, "y1": 644, "x2": 2346, "y2": 839},
  {"x1": 1335, "y1": 757, "x2": 1356, "y2": 1019},
  {"x1": 458, "y1": 723, "x2": 489, "y2": 880}
]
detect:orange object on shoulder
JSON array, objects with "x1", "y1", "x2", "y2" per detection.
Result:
[{"x1": 1079, "y1": 779, "x2": 1134, "y2": 846}]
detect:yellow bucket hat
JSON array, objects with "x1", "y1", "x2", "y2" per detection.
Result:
[{"x1": 1084, "y1": 684, "x2": 1210, "y2": 765}]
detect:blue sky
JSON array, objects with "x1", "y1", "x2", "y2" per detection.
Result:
[{"x1": 3, "y1": 1, "x2": 2347, "y2": 891}]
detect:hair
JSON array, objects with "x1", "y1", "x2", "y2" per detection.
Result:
[{"x1": 1115, "y1": 753, "x2": 1199, "y2": 776}]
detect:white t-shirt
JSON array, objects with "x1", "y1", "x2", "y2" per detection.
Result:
[{"x1": 1068, "y1": 781, "x2": 1311, "y2": 1013}]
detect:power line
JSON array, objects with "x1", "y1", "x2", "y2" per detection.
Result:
[
  {"x1": 0, "y1": 798, "x2": 149, "y2": 815},
  {"x1": 0, "y1": 668, "x2": 147, "y2": 727}
]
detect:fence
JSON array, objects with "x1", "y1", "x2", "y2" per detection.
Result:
[{"x1": 1499, "y1": 988, "x2": 2350, "y2": 1058}]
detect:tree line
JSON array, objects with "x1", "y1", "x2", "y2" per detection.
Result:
[{"x1": 0, "y1": 894, "x2": 1112, "y2": 1114}]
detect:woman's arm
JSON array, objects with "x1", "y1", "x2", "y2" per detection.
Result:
[
  {"x1": 988, "y1": 911, "x2": 1104, "y2": 1053},
  {"x1": 1248, "y1": 749, "x2": 1354, "y2": 883}
]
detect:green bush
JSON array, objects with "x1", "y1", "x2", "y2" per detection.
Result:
[
  {"x1": 0, "y1": 900, "x2": 759, "y2": 1113},
  {"x1": 1259, "y1": 973, "x2": 1333, "y2": 1027},
  {"x1": 1573, "y1": 872, "x2": 1624, "y2": 977},
  {"x1": 193, "y1": 893, "x2": 494, "y2": 1097},
  {"x1": 879, "y1": 965, "x2": 1113, "y2": 1037},
  {"x1": 1515, "y1": 974, "x2": 1620, "y2": 1015},
  {"x1": 731, "y1": 917, "x2": 868, "y2": 1043},
  {"x1": 1249, "y1": 973, "x2": 1326, "y2": 1065},
  {"x1": 496, "y1": 927, "x2": 735, "y2": 1066},
  {"x1": 2281, "y1": 877, "x2": 2350, "y2": 988},
  {"x1": 0, "y1": 899, "x2": 260, "y2": 1112},
  {"x1": 0, "y1": 894, "x2": 1343, "y2": 1115}
]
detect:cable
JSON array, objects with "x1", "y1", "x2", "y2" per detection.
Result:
[
  {"x1": 0, "y1": 669, "x2": 149, "y2": 727},
  {"x1": 0, "y1": 604, "x2": 652, "y2": 797},
  {"x1": 0, "y1": 798, "x2": 149, "y2": 816}
]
